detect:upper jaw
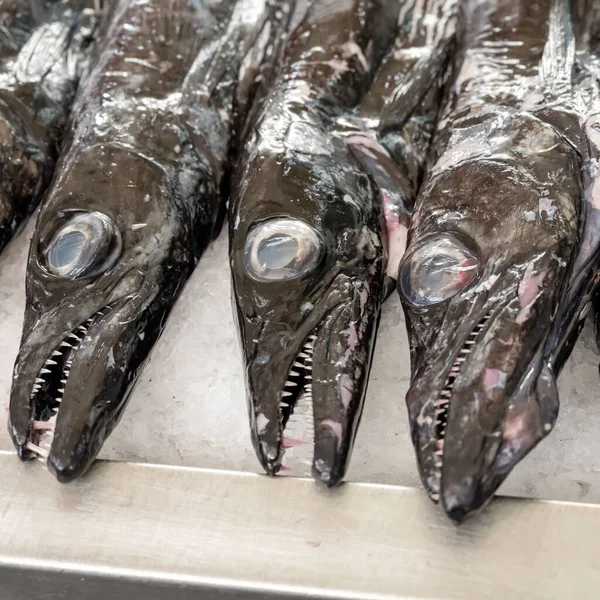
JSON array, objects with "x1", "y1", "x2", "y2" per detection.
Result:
[{"x1": 245, "y1": 265, "x2": 383, "y2": 486}]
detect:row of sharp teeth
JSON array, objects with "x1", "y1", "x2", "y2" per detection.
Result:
[
  {"x1": 30, "y1": 317, "x2": 95, "y2": 401},
  {"x1": 26, "y1": 307, "x2": 111, "y2": 460},
  {"x1": 434, "y1": 313, "x2": 493, "y2": 467},
  {"x1": 279, "y1": 333, "x2": 316, "y2": 410},
  {"x1": 279, "y1": 334, "x2": 317, "y2": 474}
]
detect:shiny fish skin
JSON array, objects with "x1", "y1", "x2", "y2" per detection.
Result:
[
  {"x1": 8, "y1": 0, "x2": 293, "y2": 482},
  {"x1": 346, "y1": 0, "x2": 458, "y2": 294},
  {"x1": 399, "y1": 0, "x2": 585, "y2": 521},
  {"x1": 0, "y1": 1, "x2": 97, "y2": 253},
  {"x1": 229, "y1": 0, "x2": 455, "y2": 486}
]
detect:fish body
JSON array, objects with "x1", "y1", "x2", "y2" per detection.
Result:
[
  {"x1": 9, "y1": 0, "x2": 293, "y2": 481},
  {"x1": 0, "y1": 0, "x2": 96, "y2": 251},
  {"x1": 399, "y1": 0, "x2": 586, "y2": 520}
]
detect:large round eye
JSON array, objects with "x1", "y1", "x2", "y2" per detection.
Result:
[
  {"x1": 399, "y1": 235, "x2": 479, "y2": 306},
  {"x1": 244, "y1": 218, "x2": 323, "y2": 281},
  {"x1": 41, "y1": 211, "x2": 122, "y2": 279}
]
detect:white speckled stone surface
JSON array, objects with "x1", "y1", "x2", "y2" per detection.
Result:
[{"x1": 1, "y1": 220, "x2": 600, "y2": 503}]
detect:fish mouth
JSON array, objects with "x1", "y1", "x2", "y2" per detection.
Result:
[
  {"x1": 22, "y1": 306, "x2": 113, "y2": 461},
  {"x1": 248, "y1": 270, "x2": 382, "y2": 487},
  {"x1": 9, "y1": 289, "x2": 157, "y2": 482},
  {"x1": 430, "y1": 311, "x2": 495, "y2": 488},
  {"x1": 407, "y1": 292, "x2": 559, "y2": 522}
]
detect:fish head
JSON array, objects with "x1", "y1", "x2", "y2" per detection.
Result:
[
  {"x1": 230, "y1": 130, "x2": 384, "y2": 486},
  {"x1": 9, "y1": 141, "x2": 212, "y2": 481},
  {"x1": 399, "y1": 115, "x2": 580, "y2": 520}
]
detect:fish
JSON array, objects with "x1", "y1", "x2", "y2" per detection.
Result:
[
  {"x1": 8, "y1": 0, "x2": 294, "y2": 482},
  {"x1": 0, "y1": 0, "x2": 98, "y2": 253},
  {"x1": 229, "y1": 0, "x2": 455, "y2": 485},
  {"x1": 398, "y1": 0, "x2": 587, "y2": 521}
]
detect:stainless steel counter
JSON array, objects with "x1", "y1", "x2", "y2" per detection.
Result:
[{"x1": 1, "y1": 452, "x2": 599, "y2": 599}]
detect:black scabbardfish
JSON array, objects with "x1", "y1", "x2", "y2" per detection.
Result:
[
  {"x1": 0, "y1": 0, "x2": 97, "y2": 252},
  {"x1": 398, "y1": 0, "x2": 587, "y2": 521},
  {"x1": 8, "y1": 0, "x2": 293, "y2": 481},
  {"x1": 229, "y1": 0, "x2": 417, "y2": 485}
]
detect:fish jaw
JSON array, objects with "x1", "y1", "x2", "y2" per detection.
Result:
[
  {"x1": 403, "y1": 263, "x2": 564, "y2": 521},
  {"x1": 236, "y1": 262, "x2": 384, "y2": 486},
  {"x1": 8, "y1": 265, "x2": 180, "y2": 482}
]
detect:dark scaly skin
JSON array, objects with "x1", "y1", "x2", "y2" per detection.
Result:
[
  {"x1": 344, "y1": 0, "x2": 458, "y2": 295},
  {"x1": 9, "y1": 0, "x2": 293, "y2": 482},
  {"x1": 399, "y1": 0, "x2": 584, "y2": 521},
  {"x1": 0, "y1": 1, "x2": 97, "y2": 252},
  {"x1": 229, "y1": 0, "x2": 401, "y2": 486}
]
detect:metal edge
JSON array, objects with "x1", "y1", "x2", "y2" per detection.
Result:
[{"x1": 1, "y1": 453, "x2": 599, "y2": 599}]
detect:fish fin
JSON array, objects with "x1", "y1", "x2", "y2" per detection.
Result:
[
  {"x1": 378, "y1": 34, "x2": 455, "y2": 138},
  {"x1": 539, "y1": 0, "x2": 575, "y2": 97},
  {"x1": 348, "y1": 135, "x2": 411, "y2": 286}
]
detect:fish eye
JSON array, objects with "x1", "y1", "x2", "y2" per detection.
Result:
[
  {"x1": 399, "y1": 234, "x2": 479, "y2": 307},
  {"x1": 41, "y1": 211, "x2": 122, "y2": 279},
  {"x1": 244, "y1": 218, "x2": 323, "y2": 282}
]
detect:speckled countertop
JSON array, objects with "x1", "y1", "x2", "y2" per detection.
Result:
[{"x1": 1, "y1": 219, "x2": 600, "y2": 503}]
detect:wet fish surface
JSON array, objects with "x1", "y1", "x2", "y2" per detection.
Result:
[
  {"x1": 229, "y1": 0, "x2": 455, "y2": 485},
  {"x1": 398, "y1": 0, "x2": 596, "y2": 521},
  {"x1": 8, "y1": 0, "x2": 293, "y2": 481},
  {"x1": 0, "y1": 0, "x2": 97, "y2": 253}
]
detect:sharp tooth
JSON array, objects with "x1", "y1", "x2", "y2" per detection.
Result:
[
  {"x1": 305, "y1": 375, "x2": 312, "y2": 380},
  {"x1": 45, "y1": 360, "x2": 57, "y2": 366},
  {"x1": 25, "y1": 442, "x2": 49, "y2": 458},
  {"x1": 292, "y1": 361, "x2": 303, "y2": 368},
  {"x1": 298, "y1": 352, "x2": 309, "y2": 359},
  {"x1": 279, "y1": 402, "x2": 290, "y2": 408},
  {"x1": 58, "y1": 388, "x2": 65, "y2": 393},
  {"x1": 40, "y1": 368, "x2": 51, "y2": 374},
  {"x1": 288, "y1": 370, "x2": 300, "y2": 377},
  {"x1": 52, "y1": 350, "x2": 62, "y2": 357},
  {"x1": 60, "y1": 379, "x2": 67, "y2": 384},
  {"x1": 282, "y1": 391, "x2": 293, "y2": 397},
  {"x1": 284, "y1": 381, "x2": 298, "y2": 387},
  {"x1": 60, "y1": 342, "x2": 73, "y2": 348},
  {"x1": 35, "y1": 377, "x2": 45, "y2": 384}
]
